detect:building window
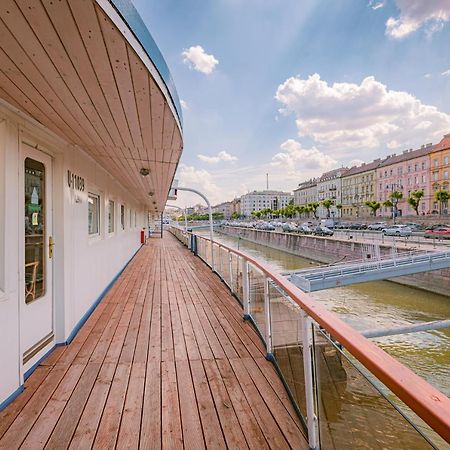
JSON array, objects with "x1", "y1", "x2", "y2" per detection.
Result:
[
  {"x1": 434, "y1": 159, "x2": 438, "y2": 168},
  {"x1": 422, "y1": 162, "x2": 426, "y2": 170},
  {"x1": 445, "y1": 156, "x2": 449, "y2": 166},
  {"x1": 88, "y1": 193, "x2": 100, "y2": 235},
  {"x1": 120, "y1": 204, "x2": 125, "y2": 230},
  {"x1": 444, "y1": 171, "x2": 449, "y2": 180},
  {"x1": 108, "y1": 200, "x2": 115, "y2": 233},
  {"x1": 433, "y1": 172, "x2": 439, "y2": 181}
]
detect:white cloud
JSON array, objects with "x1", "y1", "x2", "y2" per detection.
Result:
[
  {"x1": 275, "y1": 73, "x2": 450, "y2": 156},
  {"x1": 177, "y1": 164, "x2": 222, "y2": 205},
  {"x1": 424, "y1": 73, "x2": 432, "y2": 79},
  {"x1": 197, "y1": 151, "x2": 238, "y2": 164},
  {"x1": 271, "y1": 139, "x2": 337, "y2": 175},
  {"x1": 385, "y1": 0, "x2": 450, "y2": 39},
  {"x1": 442, "y1": 69, "x2": 450, "y2": 77},
  {"x1": 369, "y1": 1, "x2": 385, "y2": 11},
  {"x1": 180, "y1": 99, "x2": 188, "y2": 110},
  {"x1": 182, "y1": 45, "x2": 218, "y2": 74},
  {"x1": 349, "y1": 159, "x2": 365, "y2": 167}
]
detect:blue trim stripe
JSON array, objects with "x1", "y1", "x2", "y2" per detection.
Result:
[
  {"x1": 108, "y1": 0, "x2": 183, "y2": 127},
  {"x1": 23, "y1": 345, "x2": 58, "y2": 381},
  {"x1": 0, "y1": 385, "x2": 24, "y2": 413}
]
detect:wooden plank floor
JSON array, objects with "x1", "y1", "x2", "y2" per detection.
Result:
[{"x1": 0, "y1": 234, "x2": 308, "y2": 449}]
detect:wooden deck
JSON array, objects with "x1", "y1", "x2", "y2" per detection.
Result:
[{"x1": 0, "y1": 234, "x2": 307, "y2": 449}]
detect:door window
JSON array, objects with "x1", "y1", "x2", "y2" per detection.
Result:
[{"x1": 24, "y1": 158, "x2": 46, "y2": 303}]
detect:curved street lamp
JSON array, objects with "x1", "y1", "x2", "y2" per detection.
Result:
[{"x1": 175, "y1": 186, "x2": 215, "y2": 271}]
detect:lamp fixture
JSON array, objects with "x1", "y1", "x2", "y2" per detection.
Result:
[
  {"x1": 140, "y1": 167, "x2": 150, "y2": 176},
  {"x1": 148, "y1": 191, "x2": 154, "y2": 196}
]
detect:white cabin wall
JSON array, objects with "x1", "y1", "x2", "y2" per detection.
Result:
[
  {"x1": 0, "y1": 103, "x2": 147, "y2": 405},
  {"x1": 0, "y1": 119, "x2": 21, "y2": 403}
]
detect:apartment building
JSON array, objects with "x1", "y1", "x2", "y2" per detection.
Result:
[
  {"x1": 240, "y1": 190, "x2": 293, "y2": 216},
  {"x1": 377, "y1": 145, "x2": 434, "y2": 217},
  {"x1": 341, "y1": 159, "x2": 385, "y2": 218},
  {"x1": 316, "y1": 168, "x2": 348, "y2": 218},
  {"x1": 293, "y1": 179, "x2": 318, "y2": 206},
  {"x1": 429, "y1": 134, "x2": 450, "y2": 214}
]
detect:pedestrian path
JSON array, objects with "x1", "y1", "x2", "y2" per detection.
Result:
[{"x1": 0, "y1": 234, "x2": 307, "y2": 449}]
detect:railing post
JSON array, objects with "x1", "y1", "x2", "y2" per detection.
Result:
[
  {"x1": 243, "y1": 260, "x2": 250, "y2": 319},
  {"x1": 229, "y1": 251, "x2": 234, "y2": 293},
  {"x1": 264, "y1": 278, "x2": 272, "y2": 356},
  {"x1": 301, "y1": 310, "x2": 319, "y2": 450}
]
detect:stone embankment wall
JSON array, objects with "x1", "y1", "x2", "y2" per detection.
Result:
[{"x1": 218, "y1": 226, "x2": 450, "y2": 297}]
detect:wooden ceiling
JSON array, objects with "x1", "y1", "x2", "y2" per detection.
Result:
[{"x1": 0, "y1": 0, "x2": 183, "y2": 211}]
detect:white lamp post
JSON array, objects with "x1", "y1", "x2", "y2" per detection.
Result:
[{"x1": 175, "y1": 186, "x2": 215, "y2": 270}]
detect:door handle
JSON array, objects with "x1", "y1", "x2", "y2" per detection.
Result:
[{"x1": 49, "y1": 235, "x2": 54, "y2": 258}]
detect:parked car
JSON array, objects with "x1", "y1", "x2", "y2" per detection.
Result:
[
  {"x1": 403, "y1": 222, "x2": 423, "y2": 231},
  {"x1": 297, "y1": 224, "x2": 313, "y2": 234},
  {"x1": 367, "y1": 222, "x2": 387, "y2": 230},
  {"x1": 313, "y1": 226, "x2": 334, "y2": 236},
  {"x1": 382, "y1": 225, "x2": 412, "y2": 236},
  {"x1": 425, "y1": 223, "x2": 450, "y2": 231},
  {"x1": 334, "y1": 222, "x2": 350, "y2": 229},
  {"x1": 282, "y1": 223, "x2": 297, "y2": 233},
  {"x1": 320, "y1": 219, "x2": 335, "y2": 228},
  {"x1": 424, "y1": 227, "x2": 450, "y2": 239},
  {"x1": 348, "y1": 222, "x2": 366, "y2": 230}
]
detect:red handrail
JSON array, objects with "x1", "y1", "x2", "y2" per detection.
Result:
[{"x1": 181, "y1": 229, "x2": 450, "y2": 442}]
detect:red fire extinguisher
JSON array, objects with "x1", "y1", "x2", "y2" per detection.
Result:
[{"x1": 140, "y1": 229, "x2": 145, "y2": 244}]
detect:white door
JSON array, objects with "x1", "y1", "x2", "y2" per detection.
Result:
[{"x1": 21, "y1": 144, "x2": 54, "y2": 373}]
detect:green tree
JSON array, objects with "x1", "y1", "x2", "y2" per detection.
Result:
[
  {"x1": 231, "y1": 212, "x2": 239, "y2": 220},
  {"x1": 321, "y1": 199, "x2": 334, "y2": 218},
  {"x1": 294, "y1": 205, "x2": 304, "y2": 218},
  {"x1": 307, "y1": 202, "x2": 320, "y2": 219},
  {"x1": 365, "y1": 200, "x2": 381, "y2": 217},
  {"x1": 407, "y1": 189, "x2": 424, "y2": 215},
  {"x1": 389, "y1": 191, "x2": 403, "y2": 220},
  {"x1": 435, "y1": 190, "x2": 450, "y2": 216}
]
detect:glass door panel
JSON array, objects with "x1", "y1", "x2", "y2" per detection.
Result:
[{"x1": 24, "y1": 157, "x2": 46, "y2": 303}]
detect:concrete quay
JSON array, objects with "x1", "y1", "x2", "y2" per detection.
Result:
[{"x1": 218, "y1": 226, "x2": 450, "y2": 297}]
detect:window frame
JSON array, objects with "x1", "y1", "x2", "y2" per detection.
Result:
[
  {"x1": 120, "y1": 204, "x2": 125, "y2": 231},
  {"x1": 108, "y1": 199, "x2": 115, "y2": 234},
  {"x1": 88, "y1": 192, "x2": 101, "y2": 237}
]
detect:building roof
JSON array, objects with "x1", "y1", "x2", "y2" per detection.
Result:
[
  {"x1": 343, "y1": 158, "x2": 387, "y2": 177},
  {"x1": 294, "y1": 179, "x2": 318, "y2": 192},
  {"x1": 242, "y1": 190, "x2": 293, "y2": 196},
  {"x1": 318, "y1": 167, "x2": 348, "y2": 182},
  {"x1": 378, "y1": 144, "x2": 435, "y2": 168},
  {"x1": 431, "y1": 134, "x2": 450, "y2": 153}
]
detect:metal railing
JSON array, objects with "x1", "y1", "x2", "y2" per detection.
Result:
[{"x1": 169, "y1": 226, "x2": 450, "y2": 449}]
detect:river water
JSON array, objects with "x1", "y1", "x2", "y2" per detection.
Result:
[{"x1": 209, "y1": 232, "x2": 450, "y2": 396}]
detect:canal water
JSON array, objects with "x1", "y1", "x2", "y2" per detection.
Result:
[
  {"x1": 208, "y1": 231, "x2": 450, "y2": 396},
  {"x1": 198, "y1": 231, "x2": 450, "y2": 448}
]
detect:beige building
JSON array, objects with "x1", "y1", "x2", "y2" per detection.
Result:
[
  {"x1": 317, "y1": 168, "x2": 348, "y2": 218},
  {"x1": 293, "y1": 179, "x2": 318, "y2": 206},
  {"x1": 341, "y1": 159, "x2": 384, "y2": 218},
  {"x1": 212, "y1": 201, "x2": 233, "y2": 219}
]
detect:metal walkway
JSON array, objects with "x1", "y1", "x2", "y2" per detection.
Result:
[{"x1": 286, "y1": 250, "x2": 450, "y2": 292}]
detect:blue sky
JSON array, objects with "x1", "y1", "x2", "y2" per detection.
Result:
[{"x1": 133, "y1": 0, "x2": 450, "y2": 206}]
